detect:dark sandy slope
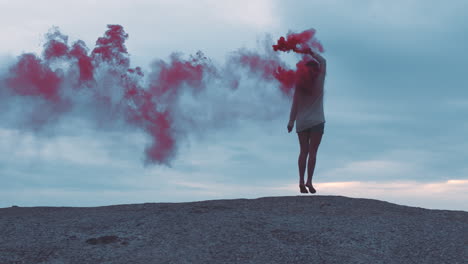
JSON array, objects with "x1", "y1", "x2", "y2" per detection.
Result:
[{"x1": 1, "y1": 195, "x2": 467, "y2": 264}]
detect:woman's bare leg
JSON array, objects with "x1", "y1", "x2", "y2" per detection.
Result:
[
  {"x1": 306, "y1": 132, "x2": 323, "y2": 186},
  {"x1": 297, "y1": 131, "x2": 310, "y2": 185}
]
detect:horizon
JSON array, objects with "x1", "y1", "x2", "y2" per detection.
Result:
[{"x1": 1, "y1": 194, "x2": 467, "y2": 213}]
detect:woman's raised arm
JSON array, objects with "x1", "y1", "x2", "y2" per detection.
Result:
[{"x1": 310, "y1": 51, "x2": 326, "y2": 74}]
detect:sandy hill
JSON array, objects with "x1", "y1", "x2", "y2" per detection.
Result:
[{"x1": 0, "y1": 195, "x2": 466, "y2": 263}]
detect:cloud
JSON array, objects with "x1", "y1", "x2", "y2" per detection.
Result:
[
  {"x1": 273, "y1": 179, "x2": 468, "y2": 211},
  {"x1": 201, "y1": 0, "x2": 278, "y2": 29},
  {"x1": 275, "y1": 0, "x2": 468, "y2": 32},
  {"x1": 443, "y1": 98, "x2": 468, "y2": 110},
  {"x1": 325, "y1": 99, "x2": 411, "y2": 125},
  {"x1": 0, "y1": 0, "x2": 281, "y2": 68},
  {"x1": 324, "y1": 159, "x2": 414, "y2": 178},
  {"x1": 318, "y1": 146, "x2": 468, "y2": 183}
]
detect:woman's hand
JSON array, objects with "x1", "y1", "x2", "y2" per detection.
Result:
[
  {"x1": 309, "y1": 50, "x2": 326, "y2": 64},
  {"x1": 287, "y1": 121, "x2": 294, "y2": 133}
]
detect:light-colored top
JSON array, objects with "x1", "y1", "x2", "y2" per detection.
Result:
[
  {"x1": 295, "y1": 91, "x2": 325, "y2": 132},
  {"x1": 289, "y1": 53, "x2": 326, "y2": 132}
]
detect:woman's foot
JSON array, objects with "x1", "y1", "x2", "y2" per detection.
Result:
[
  {"x1": 299, "y1": 183, "x2": 308, "y2": 193},
  {"x1": 305, "y1": 183, "x2": 316, "y2": 194}
]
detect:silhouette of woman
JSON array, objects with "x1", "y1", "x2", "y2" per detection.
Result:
[{"x1": 287, "y1": 51, "x2": 326, "y2": 194}]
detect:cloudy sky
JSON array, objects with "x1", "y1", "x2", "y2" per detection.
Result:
[{"x1": 0, "y1": 0, "x2": 467, "y2": 210}]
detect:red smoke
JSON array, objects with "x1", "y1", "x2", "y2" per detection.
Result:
[
  {"x1": 1, "y1": 25, "x2": 323, "y2": 165},
  {"x1": 272, "y1": 29, "x2": 325, "y2": 95},
  {"x1": 234, "y1": 29, "x2": 324, "y2": 96},
  {"x1": 92, "y1": 25, "x2": 130, "y2": 67},
  {"x1": 272, "y1": 29, "x2": 324, "y2": 54},
  {"x1": 7, "y1": 54, "x2": 63, "y2": 102}
]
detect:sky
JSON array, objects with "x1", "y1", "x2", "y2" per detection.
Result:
[{"x1": 0, "y1": 0, "x2": 467, "y2": 211}]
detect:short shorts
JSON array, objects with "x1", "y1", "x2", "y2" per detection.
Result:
[{"x1": 297, "y1": 122, "x2": 325, "y2": 134}]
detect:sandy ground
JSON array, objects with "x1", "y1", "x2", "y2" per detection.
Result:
[{"x1": 0, "y1": 195, "x2": 467, "y2": 263}]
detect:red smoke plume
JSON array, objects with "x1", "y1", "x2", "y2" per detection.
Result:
[
  {"x1": 1, "y1": 25, "x2": 323, "y2": 165},
  {"x1": 272, "y1": 29, "x2": 325, "y2": 95},
  {"x1": 272, "y1": 29, "x2": 324, "y2": 54}
]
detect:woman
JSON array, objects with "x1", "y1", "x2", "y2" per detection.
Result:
[{"x1": 287, "y1": 51, "x2": 326, "y2": 194}]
